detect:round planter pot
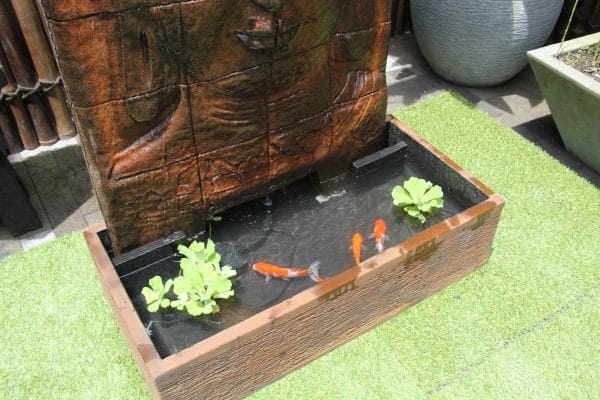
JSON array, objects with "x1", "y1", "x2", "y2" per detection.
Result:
[{"x1": 411, "y1": 0, "x2": 564, "y2": 87}]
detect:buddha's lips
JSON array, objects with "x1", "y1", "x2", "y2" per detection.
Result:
[{"x1": 236, "y1": 22, "x2": 299, "y2": 51}]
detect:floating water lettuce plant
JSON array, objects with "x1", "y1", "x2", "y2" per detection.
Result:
[
  {"x1": 392, "y1": 177, "x2": 444, "y2": 223},
  {"x1": 141, "y1": 239, "x2": 236, "y2": 317},
  {"x1": 141, "y1": 276, "x2": 173, "y2": 313}
]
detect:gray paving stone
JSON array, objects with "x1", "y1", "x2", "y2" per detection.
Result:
[
  {"x1": 479, "y1": 95, "x2": 551, "y2": 128},
  {"x1": 462, "y1": 66, "x2": 546, "y2": 103},
  {"x1": 18, "y1": 194, "x2": 56, "y2": 251},
  {"x1": 0, "y1": 226, "x2": 24, "y2": 260},
  {"x1": 50, "y1": 141, "x2": 98, "y2": 215},
  {"x1": 11, "y1": 161, "x2": 36, "y2": 196},
  {"x1": 512, "y1": 115, "x2": 562, "y2": 145},
  {"x1": 387, "y1": 33, "x2": 432, "y2": 76},
  {"x1": 63, "y1": 171, "x2": 96, "y2": 212},
  {"x1": 475, "y1": 101, "x2": 507, "y2": 119},
  {"x1": 53, "y1": 210, "x2": 87, "y2": 237},
  {"x1": 387, "y1": 74, "x2": 448, "y2": 112},
  {"x1": 79, "y1": 196, "x2": 101, "y2": 216},
  {"x1": 23, "y1": 151, "x2": 59, "y2": 176},
  {"x1": 20, "y1": 229, "x2": 56, "y2": 251},
  {"x1": 29, "y1": 166, "x2": 87, "y2": 236},
  {"x1": 84, "y1": 210, "x2": 105, "y2": 226}
]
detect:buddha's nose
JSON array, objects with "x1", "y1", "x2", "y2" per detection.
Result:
[{"x1": 251, "y1": 0, "x2": 289, "y2": 14}]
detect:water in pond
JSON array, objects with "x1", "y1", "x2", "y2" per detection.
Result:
[{"x1": 117, "y1": 156, "x2": 474, "y2": 358}]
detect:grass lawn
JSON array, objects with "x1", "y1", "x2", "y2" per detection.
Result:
[{"x1": 1, "y1": 92, "x2": 598, "y2": 399}]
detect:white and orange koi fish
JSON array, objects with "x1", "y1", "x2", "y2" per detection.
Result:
[
  {"x1": 369, "y1": 219, "x2": 389, "y2": 253},
  {"x1": 252, "y1": 261, "x2": 323, "y2": 283}
]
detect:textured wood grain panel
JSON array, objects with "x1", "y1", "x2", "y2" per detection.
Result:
[{"x1": 41, "y1": 0, "x2": 393, "y2": 252}]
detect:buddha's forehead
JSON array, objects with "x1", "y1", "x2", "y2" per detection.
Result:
[
  {"x1": 180, "y1": 0, "x2": 344, "y2": 82},
  {"x1": 45, "y1": 0, "x2": 387, "y2": 107}
]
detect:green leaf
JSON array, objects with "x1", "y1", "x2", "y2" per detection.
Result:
[
  {"x1": 420, "y1": 184, "x2": 443, "y2": 204},
  {"x1": 392, "y1": 186, "x2": 413, "y2": 206},
  {"x1": 404, "y1": 177, "x2": 431, "y2": 200},
  {"x1": 147, "y1": 301, "x2": 160, "y2": 313},
  {"x1": 177, "y1": 244, "x2": 194, "y2": 260},
  {"x1": 180, "y1": 257, "x2": 194, "y2": 272},
  {"x1": 212, "y1": 276, "x2": 233, "y2": 294},
  {"x1": 185, "y1": 302, "x2": 204, "y2": 316},
  {"x1": 141, "y1": 287, "x2": 159, "y2": 304},
  {"x1": 142, "y1": 276, "x2": 173, "y2": 313},
  {"x1": 164, "y1": 279, "x2": 173, "y2": 293},
  {"x1": 210, "y1": 216, "x2": 222, "y2": 222},
  {"x1": 148, "y1": 276, "x2": 164, "y2": 292},
  {"x1": 214, "y1": 290, "x2": 235, "y2": 300},
  {"x1": 170, "y1": 299, "x2": 186, "y2": 310},
  {"x1": 406, "y1": 206, "x2": 426, "y2": 223},
  {"x1": 189, "y1": 241, "x2": 204, "y2": 255},
  {"x1": 173, "y1": 276, "x2": 191, "y2": 296},
  {"x1": 221, "y1": 265, "x2": 237, "y2": 278},
  {"x1": 392, "y1": 177, "x2": 444, "y2": 223}
]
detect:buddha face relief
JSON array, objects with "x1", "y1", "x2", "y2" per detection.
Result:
[{"x1": 41, "y1": 0, "x2": 391, "y2": 251}]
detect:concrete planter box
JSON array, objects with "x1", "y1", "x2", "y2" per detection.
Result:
[
  {"x1": 528, "y1": 32, "x2": 600, "y2": 173},
  {"x1": 83, "y1": 118, "x2": 504, "y2": 400}
]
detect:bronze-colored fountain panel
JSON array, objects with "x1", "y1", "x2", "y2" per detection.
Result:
[{"x1": 40, "y1": 0, "x2": 392, "y2": 252}]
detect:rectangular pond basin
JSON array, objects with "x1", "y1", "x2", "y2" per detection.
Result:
[{"x1": 84, "y1": 118, "x2": 504, "y2": 400}]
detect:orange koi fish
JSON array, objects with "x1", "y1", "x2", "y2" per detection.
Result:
[
  {"x1": 350, "y1": 232, "x2": 365, "y2": 265},
  {"x1": 369, "y1": 219, "x2": 389, "y2": 254},
  {"x1": 252, "y1": 261, "x2": 323, "y2": 283}
]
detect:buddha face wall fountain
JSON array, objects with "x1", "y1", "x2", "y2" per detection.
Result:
[{"x1": 39, "y1": 0, "x2": 392, "y2": 252}]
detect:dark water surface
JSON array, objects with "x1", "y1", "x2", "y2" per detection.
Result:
[{"x1": 119, "y1": 158, "x2": 475, "y2": 358}]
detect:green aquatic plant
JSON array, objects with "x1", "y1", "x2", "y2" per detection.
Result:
[
  {"x1": 392, "y1": 177, "x2": 444, "y2": 223},
  {"x1": 141, "y1": 276, "x2": 173, "y2": 313},
  {"x1": 141, "y1": 239, "x2": 236, "y2": 317}
]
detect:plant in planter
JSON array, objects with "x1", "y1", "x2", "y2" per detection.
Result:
[
  {"x1": 527, "y1": 31, "x2": 600, "y2": 173},
  {"x1": 411, "y1": 0, "x2": 564, "y2": 86}
]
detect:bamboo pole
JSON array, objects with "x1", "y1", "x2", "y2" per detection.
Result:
[
  {"x1": 0, "y1": 44, "x2": 37, "y2": 150},
  {"x1": 0, "y1": 103, "x2": 23, "y2": 153},
  {"x1": 0, "y1": 99, "x2": 23, "y2": 153},
  {"x1": 10, "y1": 0, "x2": 74, "y2": 140},
  {"x1": 395, "y1": 0, "x2": 407, "y2": 35},
  {"x1": 0, "y1": 1, "x2": 57, "y2": 146},
  {"x1": 0, "y1": 62, "x2": 23, "y2": 153}
]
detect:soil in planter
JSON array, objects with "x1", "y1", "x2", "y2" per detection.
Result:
[
  {"x1": 106, "y1": 148, "x2": 481, "y2": 359},
  {"x1": 558, "y1": 42, "x2": 600, "y2": 82}
]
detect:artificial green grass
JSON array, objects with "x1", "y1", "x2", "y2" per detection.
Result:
[{"x1": 1, "y1": 92, "x2": 599, "y2": 399}]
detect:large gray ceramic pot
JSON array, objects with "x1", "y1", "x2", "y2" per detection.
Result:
[{"x1": 411, "y1": 0, "x2": 564, "y2": 87}]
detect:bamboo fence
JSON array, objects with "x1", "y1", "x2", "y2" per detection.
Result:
[{"x1": 0, "y1": 0, "x2": 74, "y2": 154}]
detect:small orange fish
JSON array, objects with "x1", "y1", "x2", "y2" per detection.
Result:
[
  {"x1": 369, "y1": 219, "x2": 389, "y2": 253},
  {"x1": 350, "y1": 232, "x2": 365, "y2": 264},
  {"x1": 252, "y1": 261, "x2": 323, "y2": 283}
]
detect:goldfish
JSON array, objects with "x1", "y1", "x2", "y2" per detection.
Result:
[
  {"x1": 350, "y1": 232, "x2": 365, "y2": 265},
  {"x1": 252, "y1": 261, "x2": 323, "y2": 283},
  {"x1": 369, "y1": 219, "x2": 389, "y2": 253}
]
